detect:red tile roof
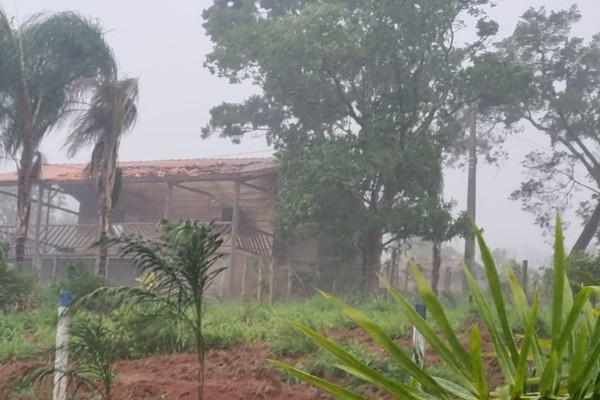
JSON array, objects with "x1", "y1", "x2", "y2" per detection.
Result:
[{"x1": 0, "y1": 157, "x2": 278, "y2": 185}]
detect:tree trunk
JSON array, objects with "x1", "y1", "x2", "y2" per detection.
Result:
[
  {"x1": 15, "y1": 162, "x2": 33, "y2": 264},
  {"x1": 95, "y1": 143, "x2": 117, "y2": 276},
  {"x1": 431, "y1": 240, "x2": 442, "y2": 295},
  {"x1": 362, "y1": 229, "x2": 382, "y2": 294},
  {"x1": 15, "y1": 93, "x2": 36, "y2": 264},
  {"x1": 569, "y1": 200, "x2": 600, "y2": 257},
  {"x1": 196, "y1": 333, "x2": 205, "y2": 400}
]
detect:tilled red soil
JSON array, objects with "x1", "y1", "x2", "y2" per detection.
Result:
[
  {"x1": 0, "y1": 327, "x2": 501, "y2": 399},
  {"x1": 0, "y1": 344, "x2": 332, "y2": 400}
]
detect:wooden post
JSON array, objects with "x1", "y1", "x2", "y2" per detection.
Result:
[
  {"x1": 404, "y1": 266, "x2": 409, "y2": 292},
  {"x1": 257, "y1": 259, "x2": 263, "y2": 302},
  {"x1": 34, "y1": 185, "x2": 44, "y2": 279},
  {"x1": 286, "y1": 264, "x2": 293, "y2": 299},
  {"x1": 241, "y1": 258, "x2": 249, "y2": 301},
  {"x1": 444, "y1": 268, "x2": 452, "y2": 294},
  {"x1": 522, "y1": 260, "x2": 529, "y2": 297},
  {"x1": 463, "y1": 106, "x2": 478, "y2": 294},
  {"x1": 163, "y1": 182, "x2": 173, "y2": 220},
  {"x1": 268, "y1": 259, "x2": 275, "y2": 304},
  {"x1": 229, "y1": 180, "x2": 241, "y2": 296}
]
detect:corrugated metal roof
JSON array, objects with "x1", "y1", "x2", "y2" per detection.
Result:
[{"x1": 0, "y1": 157, "x2": 278, "y2": 185}]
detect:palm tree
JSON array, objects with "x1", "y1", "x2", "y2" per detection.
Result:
[
  {"x1": 64, "y1": 77, "x2": 139, "y2": 276},
  {"x1": 85, "y1": 221, "x2": 226, "y2": 400},
  {"x1": 0, "y1": 9, "x2": 116, "y2": 263}
]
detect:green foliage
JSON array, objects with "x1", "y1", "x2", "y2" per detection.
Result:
[
  {"x1": 273, "y1": 215, "x2": 600, "y2": 399},
  {"x1": 81, "y1": 220, "x2": 226, "y2": 400},
  {"x1": 202, "y1": 0, "x2": 495, "y2": 284},
  {"x1": 500, "y1": 5, "x2": 600, "y2": 250},
  {"x1": 53, "y1": 263, "x2": 111, "y2": 300},
  {"x1": 0, "y1": 244, "x2": 35, "y2": 311},
  {"x1": 0, "y1": 9, "x2": 116, "y2": 261},
  {"x1": 18, "y1": 316, "x2": 124, "y2": 400}
]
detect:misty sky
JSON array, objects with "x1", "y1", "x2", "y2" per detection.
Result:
[{"x1": 1, "y1": 0, "x2": 599, "y2": 265}]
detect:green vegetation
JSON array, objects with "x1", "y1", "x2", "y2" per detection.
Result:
[{"x1": 273, "y1": 216, "x2": 600, "y2": 399}]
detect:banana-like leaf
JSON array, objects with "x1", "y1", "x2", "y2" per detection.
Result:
[
  {"x1": 290, "y1": 321, "x2": 443, "y2": 398},
  {"x1": 407, "y1": 262, "x2": 473, "y2": 370},
  {"x1": 463, "y1": 265, "x2": 516, "y2": 385},
  {"x1": 567, "y1": 318, "x2": 588, "y2": 398},
  {"x1": 434, "y1": 377, "x2": 481, "y2": 400},
  {"x1": 572, "y1": 315, "x2": 600, "y2": 393},
  {"x1": 512, "y1": 287, "x2": 539, "y2": 398},
  {"x1": 319, "y1": 290, "x2": 450, "y2": 398},
  {"x1": 475, "y1": 226, "x2": 519, "y2": 364},
  {"x1": 470, "y1": 325, "x2": 489, "y2": 399},
  {"x1": 268, "y1": 360, "x2": 366, "y2": 400},
  {"x1": 507, "y1": 270, "x2": 544, "y2": 374},
  {"x1": 539, "y1": 352, "x2": 559, "y2": 397},
  {"x1": 551, "y1": 214, "x2": 567, "y2": 349},
  {"x1": 383, "y1": 281, "x2": 478, "y2": 393},
  {"x1": 336, "y1": 364, "x2": 438, "y2": 400},
  {"x1": 555, "y1": 288, "x2": 592, "y2": 356}
]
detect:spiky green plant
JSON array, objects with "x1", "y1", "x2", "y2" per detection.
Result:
[{"x1": 271, "y1": 215, "x2": 600, "y2": 399}]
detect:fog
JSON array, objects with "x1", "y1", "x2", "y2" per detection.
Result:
[{"x1": 2, "y1": 0, "x2": 599, "y2": 266}]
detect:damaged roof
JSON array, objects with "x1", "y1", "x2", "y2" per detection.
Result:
[{"x1": 0, "y1": 157, "x2": 278, "y2": 186}]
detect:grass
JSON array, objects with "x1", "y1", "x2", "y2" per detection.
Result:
[{"x1": 0, "y1": 290, "x2": 553, "y2": 363}]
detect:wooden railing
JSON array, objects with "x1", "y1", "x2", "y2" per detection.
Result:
[{"x1": 0, "y1": 221, "x2": 273, "y2": 257}]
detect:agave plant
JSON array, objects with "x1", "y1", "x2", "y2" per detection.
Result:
[{"x1": 271, "y1": 215, "x2": 600, "y2": 399}]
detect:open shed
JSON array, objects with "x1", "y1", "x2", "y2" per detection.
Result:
[{"x1": 0, "y1": 158, "x2": 301, "y2": 298}]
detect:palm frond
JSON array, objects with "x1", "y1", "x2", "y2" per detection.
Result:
[{"x1": 64, "y1": 77, "x2": 138, "y2": 158}]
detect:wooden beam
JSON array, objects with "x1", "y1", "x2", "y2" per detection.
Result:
[
  {"x1": 241, "y1": 181, "x2": 271, "y2": 193},
  {"x1": 0, "y1": 189, "x2": 79, "y2": 216},
  {"x1": 228, "y1": 179, "x2": 241, "y2": 296},
  {"x1": 172, "y1": 183, "x2": 216, "y2": 200},
  {"x1": 163, "y1": 182, "x2": 173, "y2": 220}
]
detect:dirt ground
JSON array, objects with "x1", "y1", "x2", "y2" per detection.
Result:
[
  {"x1": 0, "y1": 327, "x2": 501, "y2": 399},
  {"x1": 0, "y1": 343, "x2": 333, "y2": 400}
]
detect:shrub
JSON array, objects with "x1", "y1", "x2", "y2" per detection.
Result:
[{"x1": 0, "y1": 243, "x2": 35, "y2": 311}]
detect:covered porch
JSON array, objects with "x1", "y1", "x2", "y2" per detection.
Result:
[{"x1": 0, "y1": 158, "x2": 279, "y2": 292}]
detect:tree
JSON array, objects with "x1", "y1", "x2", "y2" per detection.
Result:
[
  {"x1": 0, "y1": 9, "x2": 116, "y2": 263},
  {"x1": 499, "y1": 5, "x2": 600, "y2": 255},
  {"x1": 202, "y1": 0, "x2": 497, "y2": 292},
  {"x1": 86, "y1": 221, "x2": 226, "y2": 400},
  {"x1": 64, "y1": 77, "x2": 139, "y2": 276}
]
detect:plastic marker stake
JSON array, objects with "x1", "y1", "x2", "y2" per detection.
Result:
[{"x1": 53, "y1": 290, "x2": 72, "y2": 400}]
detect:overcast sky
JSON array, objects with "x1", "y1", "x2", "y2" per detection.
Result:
[{"x1": 1, "y1": 0, "x2": 599, "y2": 265}]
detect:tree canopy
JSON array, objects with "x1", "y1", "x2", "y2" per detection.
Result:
[
  {"x1": 500, "y1": 5, "x2": 600, "y2": 254},
  {"x1": 0, "y1": 9, "x2": 116, "y2": 262},
  {"x1": 202, "y1": 0, "x2": 497, "y2": 290}
]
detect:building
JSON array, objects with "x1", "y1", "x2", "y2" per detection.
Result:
[{"x1": 0, "y1": 157, "x2": 312, "y2": 299}]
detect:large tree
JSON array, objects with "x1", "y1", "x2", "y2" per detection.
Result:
[
  {"x1": 499, "y1": 5, "x2": 600, "y2": 254},
  {"x1": 0, "y1": 9, "x2": 115, "y2": 263},
  {"x1": 202, "y1": 0, "x2": 496, "y2": 291},
  {"x1": 64, "y1": 77, "x2": 139, "y2": 276}
]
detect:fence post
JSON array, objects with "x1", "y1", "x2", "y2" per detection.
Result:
[
  {"x1": 413, "y1": 301, "x2": 426, "y2": 367},
  {"x1": 522, "y1": 260, "x2": 529, "y2": 297},
  {"x1": 53, "y1": 290, "x2": 71, "y2": 400}
]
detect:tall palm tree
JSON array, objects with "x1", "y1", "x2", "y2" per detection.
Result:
[
  {"x1": 0, "y1": 9, "x2": 116, "y2": 263},
  {"x1": 64, "y1": 77, "x2": 139, "y2": 276}
]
